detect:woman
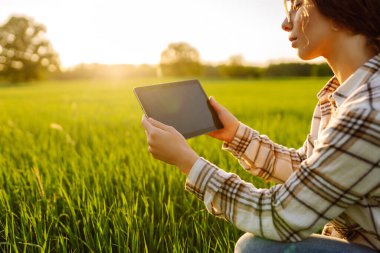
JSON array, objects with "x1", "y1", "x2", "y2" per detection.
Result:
[{"x1": 142, "y1": 0, "x2": 380, "y2": 252}]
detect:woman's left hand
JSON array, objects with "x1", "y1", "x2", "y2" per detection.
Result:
[{"x1": 141, "y1": 115, "x2": 199, "y2": 175}]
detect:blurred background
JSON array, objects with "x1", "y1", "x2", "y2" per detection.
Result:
[{"x1": 0, "y1": 0, "x2": 332, "y2": 83}]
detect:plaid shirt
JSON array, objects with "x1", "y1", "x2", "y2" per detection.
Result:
[{"x1": 186, "y1": 53, "x2": 380, "y2": 250}]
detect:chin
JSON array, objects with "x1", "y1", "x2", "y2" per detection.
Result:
[{"x1": 297, "y1": 49, "x2": 319, "y2": 61}]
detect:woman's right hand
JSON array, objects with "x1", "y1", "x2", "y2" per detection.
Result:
[{"x1": 208, "y1": 96, "x2": 240, "y2": 143}]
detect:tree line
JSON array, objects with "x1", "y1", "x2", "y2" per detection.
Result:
[
  {"x1": 55, "y1": 61, "x2": 332, "y2": 80},
  {"x1": 0, "y1": 16, "x2": 333, "y2": 83}
]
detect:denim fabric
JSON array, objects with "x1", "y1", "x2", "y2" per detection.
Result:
[{"x1": 234, "y1": 233, "x2": 378, "y2": 253}]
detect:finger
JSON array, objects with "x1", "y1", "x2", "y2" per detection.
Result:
[
  {"x1": 148, "y1": 117, "x2": 172, "y2": 131},
  {"x1": 141, "y1": 115, "x2": 154, "y2": 132},
  {"x1": 209, "y1": 96, "x2": 224, "y2": 113},
  {"x1": 207, "y1": 131, "x2": 215, "y2": 137},
  {"x1": 207, "y1": 129, "x2": 221, "y2": 138}
]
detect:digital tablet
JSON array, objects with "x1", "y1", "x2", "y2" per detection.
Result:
[{"x1": 134, "y1": 79, "x2": 223, "y2": 139}]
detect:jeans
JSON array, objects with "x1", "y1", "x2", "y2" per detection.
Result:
[{"x1": 234, "y1": 233, "x2": 378, "y2": 253}]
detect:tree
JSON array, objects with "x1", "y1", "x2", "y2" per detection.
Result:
[
  {"x1": 311, "y1": 63, "x2": 333, "y2": 76},
  {"x1": 159, "y1": 42, "x2": 202, "y2": 77},
  {"x1": 0, "y1": 15, "x2": 60, "y2": 82},
  {"x1": 265, "y1": 63, "x2": 313, "y2": 77},
  {"x1": 218, "y1": 55, "x2": 263, "y2": 78}
]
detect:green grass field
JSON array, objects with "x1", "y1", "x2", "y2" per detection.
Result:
[{"x1": 0, "y1": 77, "x2": 328, "y2": 252}]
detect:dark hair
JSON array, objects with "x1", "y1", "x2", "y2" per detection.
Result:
[{"x1": 312, "y1": 0, "x2": 380, "y2": 53}]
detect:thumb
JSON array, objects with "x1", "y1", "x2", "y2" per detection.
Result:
[
  {"x1": 148, "y1": 117, "x2": 172, "y2": 131},
  {"x1": 141, "y1": 115, "x2": 154, "y2": 133},
  {"x1": 209, "y1": 96, "x2": 224, "y2": 113}
]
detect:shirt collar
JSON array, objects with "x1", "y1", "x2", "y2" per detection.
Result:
[
  {"x1": 317, "y1": 76, "x2": 340, "y2": 103},
  {"x1": 317, "y1": 53, "x2": 380, "y2": 108}
]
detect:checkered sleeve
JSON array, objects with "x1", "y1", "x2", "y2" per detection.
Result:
[
  {"x1": 186, "y1": 108, "x2": 380, "y2": 242},
  {"x1": 222, "y1": 123, "x2": 305, "y2": 183}
]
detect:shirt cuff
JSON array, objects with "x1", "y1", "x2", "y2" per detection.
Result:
[
  {"x1": 222, "y1": 122, "x2": 256, "y2": 158},
  {"x1": 185, "y1": 157, "x2": 218, "y2": 201}
]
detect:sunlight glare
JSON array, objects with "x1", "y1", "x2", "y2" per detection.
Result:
[{"x1": 0, "y1": 0, "x2": 302, "y2": 68}]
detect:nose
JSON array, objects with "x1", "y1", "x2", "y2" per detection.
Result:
[{"x1": 281, "y1": 17, "x2": 292, "y2": 32}]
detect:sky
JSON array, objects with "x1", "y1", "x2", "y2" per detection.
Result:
[{"x1": 0, "y1": 0, "x2": 316, "y2": 68}]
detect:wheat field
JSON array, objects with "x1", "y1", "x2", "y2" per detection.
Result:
[{"x1": 0, "y1": 77, "x2": 327, "y2": 252}]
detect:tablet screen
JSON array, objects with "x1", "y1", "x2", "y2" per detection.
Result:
[{"x1": 134, "y1": 80, "x2": 222, "y2": 138}]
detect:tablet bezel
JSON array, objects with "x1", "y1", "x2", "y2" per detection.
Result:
[{"x1": 134, "y1": 79, "x2": 223, "y2": 138}]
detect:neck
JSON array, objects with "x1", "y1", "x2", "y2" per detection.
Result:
[{"x1": 324, "y1": 34, "x2": 376, "y2": 84}]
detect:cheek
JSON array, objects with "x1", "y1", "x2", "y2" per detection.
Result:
[
  {"x1": 301, "y1": 8, "x2": 333, "y2": 42},
  {"x1": 296, "y1": 14, "x2": 320, "y2": 44},
  {"x1": 306, "y1": 22, "x2": 332, "y2": 48},
  {"x1": 292, "y1": 10, "x2": 311, "y2": 37}
]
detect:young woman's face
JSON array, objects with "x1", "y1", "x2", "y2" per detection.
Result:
[{"x1": 282, "y1": 0, "x2": 337, "y2": 60}]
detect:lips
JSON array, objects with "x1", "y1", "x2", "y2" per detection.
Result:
[{"x1": 289, "y1": 37, "x2": 297, "y2": 48}]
